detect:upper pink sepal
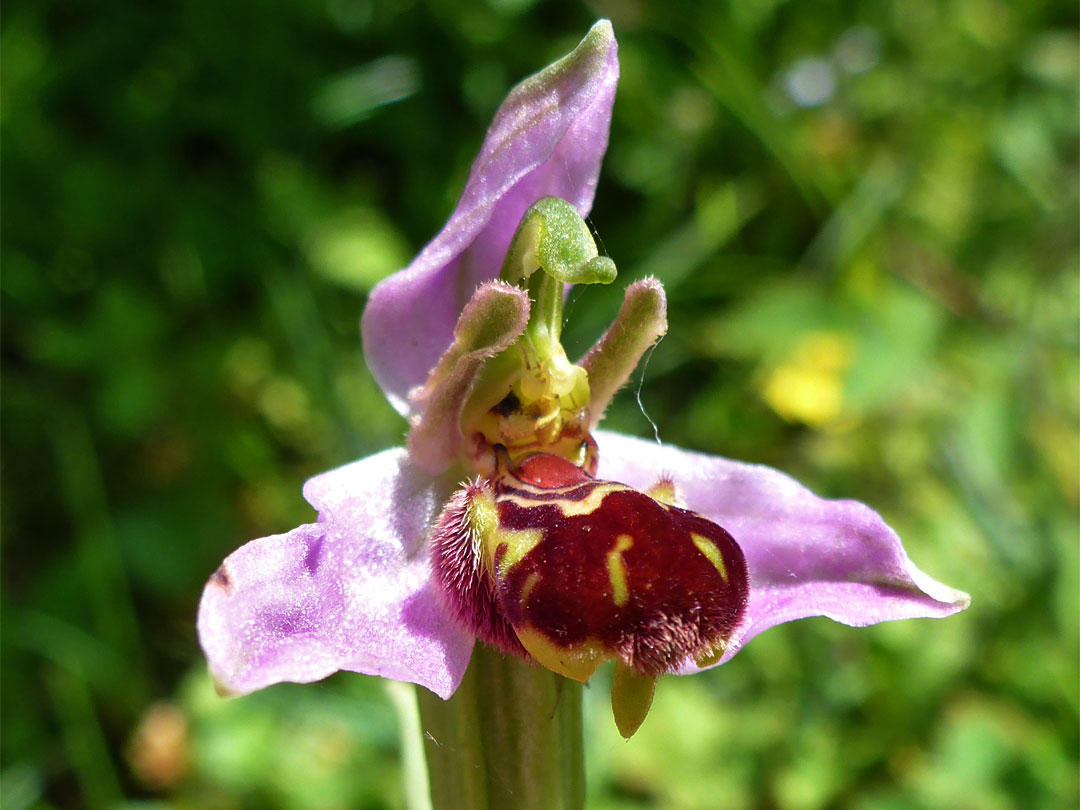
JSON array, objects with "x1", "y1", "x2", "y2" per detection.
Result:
[
  {"x1": 197, "y1": 448, "x2": 475, "y2": 699},
  {"x1": 362, "y1": 21, "x2": 619, "y2": 414}
]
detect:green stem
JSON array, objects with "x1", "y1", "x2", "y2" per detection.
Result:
[{"x1": 415, "y1": 643, "x2": 585, "y2": 810}]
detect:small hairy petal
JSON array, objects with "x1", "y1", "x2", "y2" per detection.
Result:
[
  {"x1": 594, "y1": 431, "x2": 970, "y2": 672},
  {"x1": 362, "y1": 20, "x2": 619, "y2": 413},
  {"x1": 581, "y1": 277, "x2": 668, "y2": 427},
  {"x1": 407, "y1": 281, "x2": 530, "y2": 475},
  {"x1": 197, "y1": 449, "x2": 474, "y2": 699}
]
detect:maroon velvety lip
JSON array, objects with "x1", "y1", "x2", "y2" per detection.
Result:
[
  {"x1": 432, "y1": 452, "x2": 749, "y2": 676},
  {"x1": 493, "y1": 456, "x2": 749, "y2": 676}
]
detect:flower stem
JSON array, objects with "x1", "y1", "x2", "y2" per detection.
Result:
[{"x1": 415, "y1": 643, "x2": 584, "y2": 810}]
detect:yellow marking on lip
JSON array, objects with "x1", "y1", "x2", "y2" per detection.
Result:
[
  {"x1": 691, "y1": 533, "x2": 729, "y2": 582},
  {"x1": 465, "y1": 489, "x2": 499, "y2": 538},
  {"x1": 606, "y1": 533, "x2": 635, "y2": 607},
  {"x1": 468, "y1": 489, "x2": 544, "y2": 578},
  {"x1": 501, "y1": 482, "x2": 622, "y2": 517},
  {"x1": 646, "y1": 478, "x2": 680, "y2": 507},
  {"x1": 519, "y1": 571, "x2": 540, "y2": 605},
  {"x1": 488, "y1": 528, "x2": 543, "y2": 578},
  {"x1": 513, "y1": 626, "x2": 607, "y2": 683}
]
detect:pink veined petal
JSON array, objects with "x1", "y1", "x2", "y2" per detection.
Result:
[
  {"x1": 197, "y1": 448, "x2": 475, "y2": 699},
  {"x1": 594, "y1": 430, "x2": 970, "y2": 672},
  {"x1": 362, "y1": 21, "x2": 619, "y2": 414}
]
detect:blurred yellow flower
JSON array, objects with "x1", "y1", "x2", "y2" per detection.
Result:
[{"x1": 761, "y1": 332, "x2": 855, "y2": 427}]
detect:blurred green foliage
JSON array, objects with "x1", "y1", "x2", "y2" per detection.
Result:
[{"x1": 2, "y1": 0, "x2": 1077, "y2": 808}]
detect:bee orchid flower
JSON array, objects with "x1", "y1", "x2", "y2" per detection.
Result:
[{"x1": 197, "y1": 21, "x2": 968, "y2": 746}]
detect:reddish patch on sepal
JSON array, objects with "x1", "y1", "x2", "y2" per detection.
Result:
[{"x1": 429, "y1": 481, "x2": 525, "y2": 658}]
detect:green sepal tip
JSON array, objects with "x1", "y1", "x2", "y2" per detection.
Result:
[{"x1": 611, "y1": 661, "x2": 658, "y2": 739}]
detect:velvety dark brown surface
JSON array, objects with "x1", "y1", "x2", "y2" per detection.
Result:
[{"x1": 493, "y1": 456, "x2": 749, "y2": 675}]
